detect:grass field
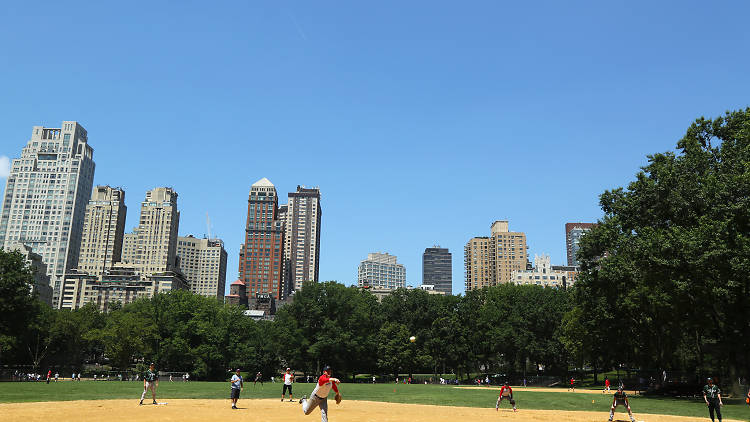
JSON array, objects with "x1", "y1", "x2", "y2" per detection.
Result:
[{"x1": 0, "y1": 381, "x2": 748, "y2": 420}]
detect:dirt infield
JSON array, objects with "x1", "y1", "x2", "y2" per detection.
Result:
[{"x1": 2, "y1": 399, "x2": 743, "y2": 422}]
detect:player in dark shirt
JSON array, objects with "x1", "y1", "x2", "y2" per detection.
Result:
[
  {"x1": 608, "y1": 385, "x2": 636, "y2": 422},
  {"x1": 702, "y1": 378, "x2": 723, "y2": 422},
  {"x1": 139, "y1": 363, "x2": 160, "y2": 405}
]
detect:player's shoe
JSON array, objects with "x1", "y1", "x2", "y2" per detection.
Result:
[
  {"x1": 152, "y1": 400, "x2": 157, "y2": 405},
  {"x1": 139, "y1": 400, "x2": 143, "y2": 406},
  {"x1": 281, "y1": 398, "x2": 284, "y2": 401},
  {"x1": 299, "y1": 395, "x2": 306, "y2": 404}
]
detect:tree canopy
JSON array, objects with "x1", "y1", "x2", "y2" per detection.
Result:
[{"x1": 571, "y1": 108, "x2": 750, "y2": 391}]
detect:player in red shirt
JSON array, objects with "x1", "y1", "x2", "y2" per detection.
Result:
[
  {"x1": 496, "y1": 381, "x2": 517, "y2": 412},
  {"x1": 299, "y1": 365, "x2": 342, "y2": 422},
  {"x1": 568, "y1": 377, "x2": 575, "y2": 392},
  {"x1": 604, "y1": 377, "x2": 611, "y2": 393}
]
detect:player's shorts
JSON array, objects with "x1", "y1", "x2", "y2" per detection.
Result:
[
  {"x1": 614, "y1": 399, "x2": 627, "y2": 407},
  {"x1": 283, "y1": 384, "x2": 293, "y2": 395},
  {"x1": 231, "y1": 388, "x2": 241, "y2": 399}
]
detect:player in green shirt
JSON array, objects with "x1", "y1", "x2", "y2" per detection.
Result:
[
  {"x1": 608, "y1": 385, "x2": 636, "y2": 422},
  {"x1": 139, "y1": 363, "x2": 160, "y2": 405},
  {"x1": 702, "y1": 377, "x2": 723, "y2": 422}
]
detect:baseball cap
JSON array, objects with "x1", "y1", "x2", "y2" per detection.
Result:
[
  {"x1": 322, "y1": 365, "x2": 331, "y2": 372},
  {"x1": 236, "y1": 368, "x2": 241, "y2": 372},
  {"x1": 707, "y1": 377, "x2": 713, "y2": 381},
  {"x1": 149, "y1": 362, "x2": 155, "y2": 366}
]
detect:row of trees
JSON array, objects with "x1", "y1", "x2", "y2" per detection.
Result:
[
  {"x1": 0, "y1": 255, "x2": 572, "y2": 381},
  {"x1": 1, "y1": 109, "x2": 747, "y2": 390}
]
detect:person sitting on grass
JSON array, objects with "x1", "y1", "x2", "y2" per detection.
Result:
[{"x1": 608, "y1": 385, "x2": 636, "y2": 422}]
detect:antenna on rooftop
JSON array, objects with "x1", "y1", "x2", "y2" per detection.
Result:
[{"x1": 206, "y1": 212, "x2": 212, "y2": 240}]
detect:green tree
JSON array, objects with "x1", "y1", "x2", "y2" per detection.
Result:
[
  {"x1": 575, "y1": 108, "x2": 750, "y2": 393},
  {"x1": 274, "y1": 281, "x2": 380, "y2": 379},
  {"x1": 0, "y1": 248, "x2": 39, "y2": 365}
]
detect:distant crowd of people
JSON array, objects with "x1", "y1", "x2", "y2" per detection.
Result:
[{"x1": 10, "y1": 369, "x2": 190, "y2": 382}]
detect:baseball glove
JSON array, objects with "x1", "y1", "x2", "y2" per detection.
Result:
[{"x1": 335, "y1": 393, "x2": 342, "y2": 404}]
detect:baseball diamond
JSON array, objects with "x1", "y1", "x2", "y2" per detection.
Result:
[{"x1": 3, "y1": 399, "x2": 747, "y2": 422}]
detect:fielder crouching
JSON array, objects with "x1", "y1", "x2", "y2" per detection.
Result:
[
  {"x1": 299, "y1": 365, "x2": 341, "y2": 422},
  {"x1": 496, "y1": 381, "x2": 517, "y2": 412}
]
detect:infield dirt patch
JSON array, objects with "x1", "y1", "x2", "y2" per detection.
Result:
[{"x1": 2, "y1": 398, "x2": 742, "y2": 422}]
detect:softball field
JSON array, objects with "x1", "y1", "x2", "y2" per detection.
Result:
[{"x1": 2, "y1": 398, "x2": 744, "y2": 422}]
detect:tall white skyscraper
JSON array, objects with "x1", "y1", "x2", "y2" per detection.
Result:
[
  {"x1": 176, "y1": 235, "x2": 227, "y2": 299},
  {"x1": 0, "y1": 122, "x2": 95, "y2": 300},
  {"x1": 283, "y1": 186, "x2": 322, "y2": 296},
  {"x1": 357, "y1": 252, "x2": 406, "y2": 290},
  {"x1": 124, "y1": 187, "x2": 180, "y2": 276},
  {"x1": 77, "y1": 186, "x2": 126, "y2": 277}
]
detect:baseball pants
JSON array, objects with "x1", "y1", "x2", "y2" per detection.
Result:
[
  {"x1": 302, "y1": 395, "x2": 328, "y2": 422},
  {"x1": 496, "y1": 395, "x2": 515, "y2": 409},
  {"x1": 141, "y1": 382, "x2": 156, "y2": 401},
  {"x1": 708, "y1": 400, "x2": 722, "y2": 421}
]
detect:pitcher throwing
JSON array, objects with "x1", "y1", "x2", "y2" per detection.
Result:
[{"x1": 299, "y1": 365, "x2": 342, "y2": 422}]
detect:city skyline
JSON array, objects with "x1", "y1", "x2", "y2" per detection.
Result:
[{"x1": 2, "y1": 3, "x2": 749, "y2": 295}]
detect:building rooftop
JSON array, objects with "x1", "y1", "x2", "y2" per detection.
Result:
[{"x1": 252, "y1": 177, "x2": 274, "y2": 187}]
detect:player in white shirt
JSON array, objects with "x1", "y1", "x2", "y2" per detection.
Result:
[
  {"x1": 230, "y1": 368, "x2": 243, "y2": 409},
  {"x1": 282, "y1": 368, "x2": 294, "y2": 401}
]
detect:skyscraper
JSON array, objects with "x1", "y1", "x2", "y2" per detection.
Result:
[
  {"x1": 465, "y1": 220, "x2": 528, "y2": 291},
  {"x1": 422, "y1": 246, "x2": 452, "y2": 294},
  {"x1": 60, "y1": 187, "x2": 187, "y2": 310},
  {"x1": 238, "y1": 178, "x2": 285, "y2": 299},
  {"x1": 357, "y1": 252, "x2": 406, "y2": 290},
  {"x1": 565, "y1": 222, "x2": 595, "y2": 266},
  {"x1": 176, "y1": 235, "x2": 227, "y2": 299},
  {"x1": 132, "y1": 187, "x2": 180, "y2": 276},
  {"x1": 77, "y1": 186, "x2": 126, "y2": 277},
  {"x1": 282, "y1": 186, "x2": 322, "y2": 296},
  {"x1": 0, "y1": 122, "x2": 95, "y2": 300}
]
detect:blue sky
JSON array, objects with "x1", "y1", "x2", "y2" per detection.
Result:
[{"x1": 1, "y1": 1, "x2": 749, "y2": 294}]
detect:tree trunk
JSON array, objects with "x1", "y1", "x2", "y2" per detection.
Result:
[{"x1": 593, "y1": 363, "x2": 598, "y2": 384}]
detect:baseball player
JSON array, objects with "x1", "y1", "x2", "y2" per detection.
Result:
[
  {"x1": 608, "y1": 385, "x2": 636, "y2": 422},
  {"x1": 568, "y1": 376, "x2": 575, "y2": 392},
  {"x1": 703, "y1": 377, "x2": 723, "y2": 422},
  {"x1": 139, "y1": 363, "x2": 159, "y2": 405},
  {"x1": 282, "y1": 368, "x2": 294, "y2": 401},
  {"x1": 230, "y1": 368, "x2": 243, "y2": 409},
  {"x1": 604, "y1": 376, "x2": 611, "y2": 393},
  {"x1": 496, "y1": 381, "x2": 517, "y2": 412},
  {"x1": 254, "y1": 371, "x2": 263, "y2": 387},
  {"x1": 299, "y1": 365, "x2": 342, "y2": 422}
]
